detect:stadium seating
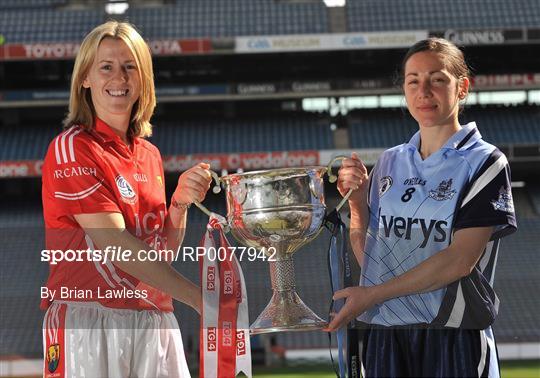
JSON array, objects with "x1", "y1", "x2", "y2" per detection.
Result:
[
  {"x1": 0, "y1": 115, "x2": 333, "y2": 160},
  {"x1": 150, "y1": 115, "x2": 333, "y2": 155},
  {"x1": 128, "y1": 0, "x2": 328, "y2": 39},
  {"x1": 347, "y1": 0, "x2": 540, "y2": 31},
  {"x1": 0, "y1": 125, "x2": 61, "y2": 161},
  {"x1": 1, "y1": 195, "x2": 538, "y2": 356},
  {"x1": 0, "y1": 8, "x2": 102, "y2": 43},
  {"x1": 464, "y1": 106, "x2": 540, "y2": 145},
  {"x1": 348, "y1": 109, "x2": 418, "y2": 148},
  {"x1": 0, "y1": 0, "x2": 66, "y2": 9},
  {"x1": 528, "y1": 185, "x2": 540, "y2": 215},
  {"x1": 4, "y1": 0, "x2": 540, "y2": 43},
  {"x1": 0, "y1": 202, "x2": 48, "y2": 356},
  {"x1": 348, "y1": 106, "x2": 540, "y2": 148},
  {"x1": 1, "y1": 0, "x2": 538, "y2": 365},
  {"x1": 0, "y1": 0, "x2": 328, "y2": 44},
  {"x1": 2, "y1": 106, "x2": 537, "y2": 161},
  {"x1": 493, "y1": 217, "x2": 540, "y2": 342},
  {"x1": 2, "y1": 0, "x2": 539, "y2": 43}
]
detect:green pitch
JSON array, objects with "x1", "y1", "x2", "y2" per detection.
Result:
[
  {"x1": 249, "y1": 360, "x2": 540, "y2": 377},
  {"x1": 500, "y1": 360, "x2": 540, "y2": 378}
]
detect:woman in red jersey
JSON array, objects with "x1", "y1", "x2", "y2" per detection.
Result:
[{"x1": 41, "y1": 21, "x2": 210, "y2": 377}]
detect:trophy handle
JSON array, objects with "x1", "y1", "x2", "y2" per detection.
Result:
[
  {"x1": 193, "y1": 170, "x2": 223, "y2": 217},
  {"x1": 326, "y1": 156, "x2": 354, "y2": 212}
]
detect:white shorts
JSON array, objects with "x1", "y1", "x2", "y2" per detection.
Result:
[{"x1": 43, "y1": 301, "x2": 191, "y2": 378}]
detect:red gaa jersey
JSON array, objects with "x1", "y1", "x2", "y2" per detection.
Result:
[{"x1": 42, "y1": 118, "x2": 173, "y2": 311}]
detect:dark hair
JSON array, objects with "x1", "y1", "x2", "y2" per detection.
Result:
[{"x1": 398, "y1": 37, "x2": 471, "y2": 86}]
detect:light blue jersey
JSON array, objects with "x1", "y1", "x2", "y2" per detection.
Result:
[{"x1": 360, "y1": 122, "x2": 516, "y2": 328}]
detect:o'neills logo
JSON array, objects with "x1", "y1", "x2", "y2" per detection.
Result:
[
  {"x1": 207, "y1": 266, "x2": 216, "y2": 291},
  {"x1": 379, "y1": 176, "x2": 393, "y2": 197},
  {"x1": 54, "y1": 166, "x2": 97, "y2": 179},
  {"x1": 236, "y1": 330, "x2": 246, "y2": 356},
  {"x1": 115, "y1": 175, "x2": 137, "y2": 204},
  {"x1": 222, "y1": 321, "x2": 233, "y2": 347},
  {"x1": 223, "y1": 270, "x2": 233, "y2": 295},
  {"x1": 207, "y1": 327, "x2": 217, "y2": 351},
  {"x1": 133, "y1": 173, "x2": 148, "y2": 182}
]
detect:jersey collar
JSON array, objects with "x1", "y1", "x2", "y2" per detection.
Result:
[
  {"x1": 407, "y1": 122, "x2": 482, "y2": 152},
  {"x1": 93, "y1": 117, "x2": 139, "y2": 148},
  {"x1": 451, "y1": 122, "x2": 482, "y2": 151}
]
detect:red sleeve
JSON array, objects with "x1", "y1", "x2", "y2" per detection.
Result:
[
  {"x1": 157, "y1": 147, "x2": 167, "y2": 203},
  {"x1": 42, "y1": 130, "x2": 121, "y2": 216}
]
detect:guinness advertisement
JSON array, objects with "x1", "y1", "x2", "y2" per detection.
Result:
[{"x1": 430, "y1": 28, "x2": 532, "y2": 45}]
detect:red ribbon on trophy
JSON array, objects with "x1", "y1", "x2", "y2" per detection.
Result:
[{"x1": 199, "y1": 215, "x2": 252, "y2": 378}]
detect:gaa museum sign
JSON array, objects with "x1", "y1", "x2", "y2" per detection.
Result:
[{"x1": 235, "y1": 31, "x2": 428, "y2": 53}]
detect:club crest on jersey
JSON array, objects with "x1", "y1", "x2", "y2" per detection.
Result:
[
  {"x1": 115, "y1": 175, "x2": 137, "y2": 204},
  {"x1": 491, "y1": 186, "x2": 514, "y2": 212},
  {"x1": 429, "y1": 179, "x2": 456, "y2": 201},
  {"x1": 379, "y1": 176, "x2": 393, "y2": 197},
  {"x1": 47, "y1": 343, "x2": 60, "y2": 373}
]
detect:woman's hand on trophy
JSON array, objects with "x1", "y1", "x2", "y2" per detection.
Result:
[
  {"x1": 324, "y1": 285, "x2": 377, "y2": 331},
  {"x1": 337, "y1": 152, "x2": 369, "y2": 206},
  {"x1": 172, "y1": 162, "x2": 213, "y2": 207}
]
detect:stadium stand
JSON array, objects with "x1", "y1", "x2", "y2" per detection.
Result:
[
  {"x1": 150, "y1": 115, "x2": 333, "y2": 154},
  {"x1": 1, "y1": 0, "x2": 538, "y2": 367},
  {"x1": 0, "y1": 115, "x2": 333, "y2": 160},
  {"x1": 348, "y1": 109, "x2": 418, "y2": 148},
  {"x1": 347, "y1": 0, "x2": 540, "y2": 31},
  {"x1": 0, "y1": 0, "x2": 328, "y2": 43},
  {"x1": 529, "y1": 185, "x2": 540, "y2": 215},
  {"x1": 0, "y1": 8, "x2": 102, "y2": 43},
  {"x1": 1, "y1": 196, "x2": 538, "y2": 355},
  {"x1": 128, "y1": 0, "x2": 329, "y2": 39},
  {"x1": 0, "y1": 125, "x2": 60, "y2": 161},
  {"x1": 0, "y1": 202, "x2": 48, "y2": 357},
  {"x1": 2, "y1": 0, "x2": 539, "y2": 43},
  {"x1": 494, "y1": 216, "x2": 540, "y2": 342},
  {"x1": 464, "y1": 105, "x2": 540, "y2": 145},
  {"x1": 2, "y1": 106, "x2": 538, "y2": 161},
  {"x1": 349, "y1": 105, "x2": 540, "y2": 149},
  {"x1": 0, "y1": 0, "x2": 66, "y2": 9}
]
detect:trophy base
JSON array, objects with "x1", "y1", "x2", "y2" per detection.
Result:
[{"x1": 250, "y1": 290, "x2": 327, "y2": 335}]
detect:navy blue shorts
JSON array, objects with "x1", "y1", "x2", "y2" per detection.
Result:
[{"x1": 360, "y1": 326, "x2": 499, "y2": 378}]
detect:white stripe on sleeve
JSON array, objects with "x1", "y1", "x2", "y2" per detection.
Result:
[
  {"x1": 54, "y1": 135, "x2": 62, "y2": 165},
  {"x1": 60, "y1": 127, "x2": 76, "y2": 164},
  {"x1": 54, "y1": 182, "x2": 102, "y2": 200},
  {"x1": 461, "y1": 155, "x2": 507, "y2": 208},
  {"x1": 68, "y1": 129, "x2": 82, "y2": 163}
]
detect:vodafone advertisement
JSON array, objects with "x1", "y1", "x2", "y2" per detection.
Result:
[
  {"x1": 0, "y1": 160, "x2": 44, "y2": 178},
  {"x1": 0, "y1": 149, "x2": 384, "y2": 178},
  {"x1": 162, "y1": 151, "x2": 321, "y2": 172}
]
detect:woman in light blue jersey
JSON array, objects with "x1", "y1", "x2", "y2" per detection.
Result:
[{"x1": 329, "y1": 38, "x2": 516, "y2": 377}]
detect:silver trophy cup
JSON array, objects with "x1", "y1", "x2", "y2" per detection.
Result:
[
  {"x1": 222, "y1": 167, "x2": 327, "y2": 334},
  {"x1": 197, "y1": 158, "x2": 350, "y2": 335}
]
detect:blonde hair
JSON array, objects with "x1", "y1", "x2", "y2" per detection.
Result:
[{"x1": 63, "y1": 21, "x2": 156, "y2": 138}]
